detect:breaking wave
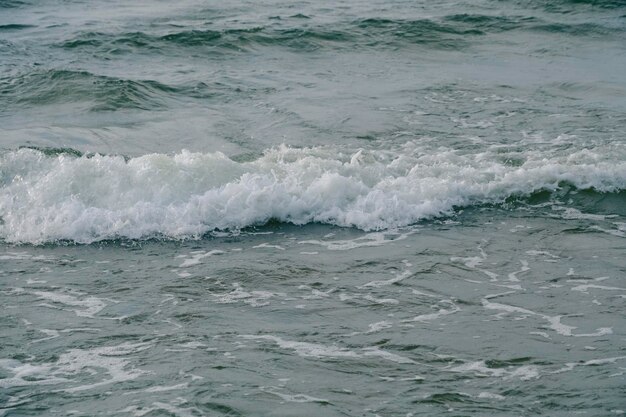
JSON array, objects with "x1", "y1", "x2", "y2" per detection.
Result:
[{"x1": 1, "y1": 143, "x2": 625, "y2": 244}]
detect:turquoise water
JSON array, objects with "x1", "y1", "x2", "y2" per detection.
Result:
[{"x1": 1, "y1": 1, "x2": 625, "y2": 416}]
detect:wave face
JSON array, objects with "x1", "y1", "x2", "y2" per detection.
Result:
[{"x1": 1, "y1": 144, "x2": 624, "y2": 244}]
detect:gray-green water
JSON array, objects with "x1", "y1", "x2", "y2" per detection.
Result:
[{"x1": 1, "y1": 0, "x2": 625, "y2": 416}]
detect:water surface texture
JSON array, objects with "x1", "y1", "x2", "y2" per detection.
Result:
[{"x1": 1, "y1": 0, "x2": 625, "y2": 416}]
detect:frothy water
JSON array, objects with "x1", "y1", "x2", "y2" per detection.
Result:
[
  {"x1": 1, "y1": 0, "x2": 625, "y2": 416},
  {"x1": 2, "y1": 141, "x2": 624, "y2": 244},
  {"x1": 2, "y1": 223, "x2": 625, "y2": 416}
]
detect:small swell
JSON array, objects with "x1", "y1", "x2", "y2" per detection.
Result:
[
  {"x1": 0, "y1": 69, "x2": 222, "y2": 112},
  {"x1": 0, "y1": 0, "x2": 29, "y2": 9},
  {"x1": 0, "y1": 24, "x2": 35, "y2": 30},
  {"x1": 530, "y1": 22, "x2": 617, "y2": 36}
]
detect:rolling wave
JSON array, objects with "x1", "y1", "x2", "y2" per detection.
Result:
[
  {"x1": 54, "y1": 14, "x2": 623, "y2": 55},
  {"x1": 57, "y1": 27, "x2": 350, "y2": 54},
  {"x1": 1, "y1": 144, "x2": 624, "y2": 244}
]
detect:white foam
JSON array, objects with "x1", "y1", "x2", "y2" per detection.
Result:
[
  {"x1": 362, "y1": 295, "x2": 400, "y2": 305},
  {"x1": 483, "y1": 299, "x2": 613, "y2": 337},
  {"x1": 58, "y1": 342, "x2": 151, "y2": 392},
  {"x1": 361, "y1": 347, "x2": 415, "y2": 364},
  {"x1": 0, "y1": 342, "x2": 150, "y2": 391},
  {"x1": 261, "y1": 387, "x2": 329, "y2": 403},
  {"x1": 402, "y1": 300, "x2": 460, "y2": 323},
  {"x1": 449, "y1": 361, "x2": 539, "y2": 381},
  {"x1": 176, "y1": 341, "x2": 206, "y2": 349},
  {"x1": 451, "y1": 255, "x2": 484, "y2": 269},
  {"x1": 31, "y1": 290, "x2": 112, "y2": 318},
  {"x1": 300, "y1": 287, "x2": 334, "y2": 300},
  {"x1": 121, "y1": 399, "x2": 201, "y2": 417},
  {"x1": 30, "y1": 329, "x2": 60, "y2": 344},
  {"x1": 360, "y1": 270, "x2": 412, "y2": 288},
  {"x1": 241, "y1": 335, "x2": 361, "y2": 359},
  {"x1": 553, "y1": 206, "x2": 618, "y2": 221},
  {"x1": 507, "y1": 260, "x2": 530, "y2": 282},
  {"x1": 553, "y1": 356, "x2": 626, "y2": 374},
  {"x1": 209, "y1": 283, "x2": 280, "y2": 307},
  {"x1": 365, "y1": 320, "x2": 393, "y2": 333},
  {"x1": 590, "y1": 222, "x2": 626, "y2": 238},
  {"x1": 571, "y1": 284, "x2": 626, "y2": 293},
  {"x1": 478, "y1": 392, "x2": 506, "y2": 400},
  {"x1": 252, "y1": 243, "x2": 285, "y2": 250},
  {"x1": 1, "y1": 144, "x2": 624, "y2": 243},
  {"x1": 411, "y1": 289, "x2": 440, "y2": 298},
  {"x1": 178, "y1": 250, "x2": 223, "y2": 268},
  {"x1": 451, "y1": 245, "x2": 499, "y2": 281},
  {"x1": 241, "y1": 335, "x2": 413, "y2": 363},
  {"x1": 0, "y1": 359, "x2": 65, "y2": 388},
  {"x1": 300, "y1": 231, "x2": 411, "y2": 251},
  {"x1": 526, "y1": 250, "x2": 559, "y2": 259},
  {"x1": 144, "y1": 383, "x2": 189, "y2": 393}
]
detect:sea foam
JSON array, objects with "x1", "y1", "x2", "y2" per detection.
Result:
[{"x1": 0, "y1": 143, "x2": 624, "y2": 244}]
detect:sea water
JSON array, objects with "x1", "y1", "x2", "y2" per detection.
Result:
[{"x1": 1, "y1": 0, "x2": 625, "y2": 416}]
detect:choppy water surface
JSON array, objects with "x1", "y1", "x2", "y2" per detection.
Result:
[{"x1": 1, "y1": 0, "x2": 625, "y2": 416}]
